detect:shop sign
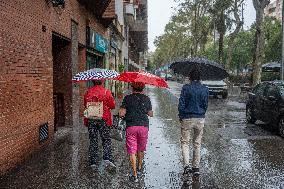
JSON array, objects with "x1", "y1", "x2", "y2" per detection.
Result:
[{"x1": 95, "y1": 33, "x2": 109, "y2": 53}]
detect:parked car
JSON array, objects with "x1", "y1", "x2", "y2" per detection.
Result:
[
  {"x1": 240, "y1": 83, "x2": 252, "y2": 93},
  {"x1": 175, "y1": 74, "x2": 184, "y2": 83},
  {"x1": 159, "y1": 72, "x2": 166, "y2": 79},
  {"x1": 202, "y1": 80, "x2": 228, "y2": 99},
  {"x1": 165, "y1": 73, "x2": 173, "y2": 81},
  {"x1": 246, "y1": 81, "x2": 284, "y2": 137}
]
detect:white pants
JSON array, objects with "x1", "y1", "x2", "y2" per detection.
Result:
[{"x1": 180, "y1": 118, "x2": 205, "y2": 168}]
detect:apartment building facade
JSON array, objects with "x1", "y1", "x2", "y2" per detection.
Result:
[
  {"x1": 0, "y1": 0, "x2": 148, "y2": 175},
  {"x1": 264, "y1": 0, "x2": 283, "y2": 20},
  {"x1": 124, "y1": 0, "x2": 148, "y2": 71},
  {"x1": 0, "y1": 0, "x2": 117, "y2": 174}
]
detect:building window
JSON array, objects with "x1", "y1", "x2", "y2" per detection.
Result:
[{"x1": 86, "y1": 54, "x2": 103, "y2": 88}]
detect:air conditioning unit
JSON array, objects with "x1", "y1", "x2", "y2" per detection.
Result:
[{"x1": 125, "y1": 3, "x2": 135, "y2": 16}]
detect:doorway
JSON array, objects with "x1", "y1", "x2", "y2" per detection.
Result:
[{"x1": 52, "y1": 33, "x2": 71, "y2": 131}]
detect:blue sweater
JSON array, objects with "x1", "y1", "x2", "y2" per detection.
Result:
[{"x1": 178, "y1": 81, "x2": 209, "y2": 119}]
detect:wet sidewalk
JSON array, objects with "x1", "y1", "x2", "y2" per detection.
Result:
[
  {"x1": 1, "y1": 84, "x2": 284, "y2": 189},
  {"x1": 0, "y1": 87, "x2": 184, "y2": 189},
  {"x1": 0, "y1": 125, "x2": 133, "y2": 188}
]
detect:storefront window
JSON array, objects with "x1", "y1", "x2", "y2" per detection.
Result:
[
  {"x1": 86, "y1": 53, "x2": 103, "y2": 88},
  {"x1": 109, "y1": 48, "x2": 117, "y2": 95}
]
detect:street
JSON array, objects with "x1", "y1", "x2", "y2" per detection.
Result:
[{"x1": 1, "y1": 81, "x2": 284, "y2": 189}]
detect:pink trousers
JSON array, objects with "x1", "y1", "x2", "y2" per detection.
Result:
[{"x1": 126, "y1": 126, "x2": 149, "y2": 154}]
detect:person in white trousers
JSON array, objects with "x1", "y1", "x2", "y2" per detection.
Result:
[{"x1": 178, "y1": 67, "x2": 209, "y2": 178}]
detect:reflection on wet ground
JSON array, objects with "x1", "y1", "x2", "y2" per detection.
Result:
[
  {"x1": 163, "y1": 81, "x2": 284, "y2": 189},
  {"x1": 1, "y1": 81, "x2": 284, "y2": 189},
  {"x1": 143, "y1": 90, "x2": 182, "y2": 189}
]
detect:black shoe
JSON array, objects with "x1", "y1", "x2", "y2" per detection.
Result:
[
  {"x1": 192, "y1": 168, "x2": 200, "y2": 177},
  {"x1": 129, "y1": 174, "x2": 138, "y2": 183},
  {"x1": 137, "y1": 167, "x2": 143, "y2": 178},
  {"x1": 90, "y1": 164, "x2": 98, "y2": 171},
  {"x1": 183, "y1": 166, "x2": 192, "y2": 176}
]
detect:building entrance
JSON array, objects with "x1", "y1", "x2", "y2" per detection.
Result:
[{"x1": 52, "y1": 33, "x2": 71, "y2": 131}]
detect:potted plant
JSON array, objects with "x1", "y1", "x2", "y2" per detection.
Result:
[
  {"x1": 118, "y1": 63, "x2": 125, "y2": 73},
  {"x1": 117, "y1": 82, "x2": 124, "y2": 100},
  {"x1": 117, "y1": 63, "x2": 125, "y2": 100}
]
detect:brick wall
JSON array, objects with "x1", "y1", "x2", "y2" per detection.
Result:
[{"x1": 0, "y1": 0, "x2": 113, "y2": 174}]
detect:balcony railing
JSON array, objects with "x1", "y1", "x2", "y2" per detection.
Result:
[
  {"x1": 78, "y1": 0, "x2": 109, "y2": 16},
  {"x1": 129, "y1": 19, "x2": 147, "y2": 32},
  {"x1": 77, "y1": 0, "x2": 116, "y2": 26}
]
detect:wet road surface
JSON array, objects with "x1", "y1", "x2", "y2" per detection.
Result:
[{"x1": 1, "y1": 81, "x2": 284, "y2": 189}]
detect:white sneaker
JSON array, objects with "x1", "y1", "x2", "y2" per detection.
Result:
[
  {"x1": 90, "y1": 164, "x2": 98, "y2": 171},
  {"x1": 104, "y1": 160, "x2": 116, "y2": 172}
]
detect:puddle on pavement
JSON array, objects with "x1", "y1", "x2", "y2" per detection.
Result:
[{"x1": 226, "y1": 101, "x2": 246, "y2": 110}]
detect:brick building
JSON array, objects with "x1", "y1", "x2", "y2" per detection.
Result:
[
  {"x1": 125, "y1": 0, "x2": 148, "y2": 71},
  {"x1": 0, "y1": 0, "x2": 117, "y2": 174}
]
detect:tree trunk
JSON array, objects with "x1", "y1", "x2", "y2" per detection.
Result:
[
  {"x1": 252, "y1": 24, "x2": 265, "y2": 86},
  {"x1": 218, "y1": 31, "x2": 224, "y2": 64},
  {"x1": 193, "y1": 2, "x2": 198, "y2": 56},
  {"x1": 200, "y1": 41, "x2": 206, "y2": 53},
  {"x1": 218, "y1": 9, "x2": 225, "y2": 64},
  {"x1": 226, "y1": 39, "x2": 235, "y2": 70},
  {"x1": 252, "y1": 0, "x2": 269, "y2": 86},
  {"x1": 226, "y1": 0, "x2": 243, "y2": 70}
]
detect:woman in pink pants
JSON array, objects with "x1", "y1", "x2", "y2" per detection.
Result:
[{"x1": 119, "y1": 82, "x2": 153, "y2": 183}]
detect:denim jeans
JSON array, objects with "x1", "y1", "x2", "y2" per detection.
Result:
[
  {"x1": 88, "y1": 120, "x2": 113, "y2": 165},
  {"x1": 180, "y1": 118, "x2": 205, "y2": 168}
]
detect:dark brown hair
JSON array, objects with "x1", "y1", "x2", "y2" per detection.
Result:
[
  {"x1": 131, "y1": 82, "x2": 145, "y2": 92},
  {"x1": 189, "y1": 67, "x2": 201, "y2": 81},
  {"x1": 92, "y1": 80, "x2": 103, "y2": 86}
]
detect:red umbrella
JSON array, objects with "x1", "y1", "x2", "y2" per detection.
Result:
[{"x1": 115, "y1": 72, "x2": 169, "y2": 88}]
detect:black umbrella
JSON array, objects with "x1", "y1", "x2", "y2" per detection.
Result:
[{"x1": 170, "y1": 57, "x2": 229, "y2": 80}]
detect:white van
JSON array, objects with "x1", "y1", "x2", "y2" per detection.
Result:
[{"x1": 202, "y1": 80, "x2": 228, "y2": 99}]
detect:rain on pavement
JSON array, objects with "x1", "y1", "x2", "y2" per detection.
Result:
[{"x1": 1, "y1": 81, "x2": 284, "y2": 189}]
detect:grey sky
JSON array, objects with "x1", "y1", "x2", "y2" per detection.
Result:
[{"x1": 148, "y1": 0, "x2": 256, "y2": 52}]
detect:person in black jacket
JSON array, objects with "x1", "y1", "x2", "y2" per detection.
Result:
[{"x1": 178, "y1": 67, "x2": 209, "y2": 178}]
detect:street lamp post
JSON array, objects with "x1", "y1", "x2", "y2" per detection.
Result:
[{"x1": 281, "y1": 0, "x2": 284, "y2": 80}]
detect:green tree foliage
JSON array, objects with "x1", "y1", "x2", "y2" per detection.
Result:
[
  {"x1": 225, "y1": 0, "x2": 244, "y2": 70},
  {"x1": 263, "y1": 16, "x2": 281, "y2": 63},
  {"x1": 146, "y1": 52, "x2": 157, "y2": 72},
  {"x1": 151, "y1": 0, "x2": 281, "y2": 80},
  {"x1": 177, "y1": 0, "x2": 213, "y2": 55},
  {"x1": 152, "y1": 15, "x2": 192, "y2": 67},
  {"x1": 251, "y1": 0, "x2": 270, "y2": 86},
  {"x1": 231, "y1": 30, "x2": 254, "y2": 72},
  {"x1": 198, "y1": 40, "x2": 218, "y2": 62},
  {"x1": 210, "y1": 0, "x2": 234, "y2": 64},
  {"x1": 152, "y1": 0, "x2": 213, "y2": 66}
]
